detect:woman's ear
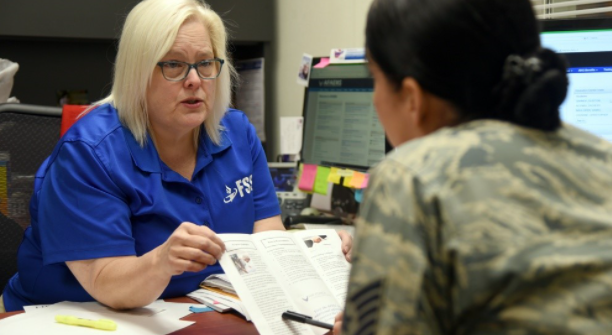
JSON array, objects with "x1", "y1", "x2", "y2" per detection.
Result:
[
  {"x1": 401, "y1": 77, "x2": 459, "y2": 136},
  {"x1": 400, "y1": 77, "x2": 427, "y2": 134}
]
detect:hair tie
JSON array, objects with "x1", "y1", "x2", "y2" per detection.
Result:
[{"x1": 502, "y1": 54, "x2": 542, "y2": 85}]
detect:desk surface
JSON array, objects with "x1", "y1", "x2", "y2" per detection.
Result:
[{"x1": 0, "y1": 297, "x2": 259, "y2": 335}]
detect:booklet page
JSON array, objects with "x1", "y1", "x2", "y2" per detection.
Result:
[
  {"x1": 250, "y1": 230, "x2": 343, "y2": 328},
  {"x1": 219, "y1": 234, "x2": 313, "y2": 335},
  {"x1": 292, "y1": 229, "x2": 352, "y2": 304}
]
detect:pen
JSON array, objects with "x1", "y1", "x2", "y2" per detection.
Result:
[
  {"x1": 55, "y1": 315, "x2": 117, "y2": 331},
  {"x1": 282, "y1": 310, "x2": 333, "y2": 330}
]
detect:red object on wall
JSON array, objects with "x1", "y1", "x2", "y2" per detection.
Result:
[{"x1": 60, "y1": 104, "x2": 90, "y2": 137}]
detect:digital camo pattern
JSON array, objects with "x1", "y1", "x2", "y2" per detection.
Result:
[{"x1": 343, "y1": 120, "x2": 612, "y2": 335}]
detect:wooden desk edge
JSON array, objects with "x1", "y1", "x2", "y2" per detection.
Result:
[{"x1": 0, "y1": 297, "x2": 258, "y2": 335}]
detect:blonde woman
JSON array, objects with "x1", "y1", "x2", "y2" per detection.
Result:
[{"x1": 2, "y1": 0, "x2": 352, "y2": 312}]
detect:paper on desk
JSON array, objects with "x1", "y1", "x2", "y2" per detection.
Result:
[
  {"x1": 0, "y1": 302, "x2": 193, "y2": 335},
  {"x1": 23, "y1": 304, "x2": 52, "y2": 313},
  {"x1": 188, "y1": 288, "x2": 251, "y2": 321},
  {"x1": 147, "y1": 300, "x2": 196, "y2": 320},
  {"x1": 23, "y1": 300, "x2": 193, "y2": 320},
  {"x1": 310, "y1": 182, "x2": 333, "y2": 211},
  {"x1": 0, "y1": 312, "x2": 27, "y2": 328},
  {"x1": 280, "y1": 116, "x2": 303, "y2": 155}
]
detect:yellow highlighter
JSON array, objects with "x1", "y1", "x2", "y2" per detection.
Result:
[{"x1": 55, "y1": 315, "x2": 117, "y2": 331}]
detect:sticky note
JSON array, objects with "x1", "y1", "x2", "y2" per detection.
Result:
[
  {"x1": 361, "y1": 174, "x2": 370, "y2": 188},
  {"x1": 327, "y1": 167, "x2": 342, "y2": 184},
  {"x1": 340, "y1": 169, "x2": 355, "y2": 187},
  {"x1": 350, "y1": 171, "x2": 366, "y2": 189},
  {"x1": 354, "y1": 189, "x2": 363, "y2": 203},
  {"x1": 190, "y1": 306, "x2": 214, "y2": 313},
  {"x1": 313, "y1": 57, "x2": 331, "y2": 68},
  {"x1": 342, "y1": 175, "x2": 353, "y2": 187},
  {"x1": 314, "y1": 166, "x2": 331, "y2": 195},
  {"x1": 337, "y1": 169, "x2": 354, "y2": 177},
  {"x1": 298, "y1": 164, "x2": 317, "y2": 192}
]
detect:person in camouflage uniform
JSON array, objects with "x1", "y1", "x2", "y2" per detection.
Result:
[{"x1": 336, "y1": 0, "x2": 612, "y2": 334}]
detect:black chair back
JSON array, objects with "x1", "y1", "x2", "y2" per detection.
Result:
[{"x1": 0, "y1": 103, "x2": 61, "y2": 292}]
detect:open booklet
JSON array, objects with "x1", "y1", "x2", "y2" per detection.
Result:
[{"x1": 218, "y1": 229, "x2": 351, "y2": 335}]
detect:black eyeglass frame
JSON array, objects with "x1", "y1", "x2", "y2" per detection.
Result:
[{"x1": 156, "y1": 58, "x2": 225, "y2": 81}]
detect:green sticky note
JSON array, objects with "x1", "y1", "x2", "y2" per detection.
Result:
[{"x1": 314, "y1": 166, "x2": 331, "y2": 195}]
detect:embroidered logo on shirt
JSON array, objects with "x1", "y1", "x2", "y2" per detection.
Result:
[
  {"x1": 223, "y1": 175, "x2": 253, "y2": 204},
  {"x1": 223, "y1": 185, "x2": 238, "y2": 203}
]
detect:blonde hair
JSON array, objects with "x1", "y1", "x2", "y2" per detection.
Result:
[{"x1": 95, "y1": 0, "x2": 236, "y2": 147}]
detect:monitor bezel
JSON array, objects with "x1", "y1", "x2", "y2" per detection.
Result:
[{"x1": 540, "y1": 17, "x2": 612, "y2": 33}]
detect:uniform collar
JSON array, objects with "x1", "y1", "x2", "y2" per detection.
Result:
[
  {"x1": 196, "y1": 127, "x2": 232, "y2": 173},
  {"x1": 124, "y1": 126, "x2": 233, "y2": 173}
]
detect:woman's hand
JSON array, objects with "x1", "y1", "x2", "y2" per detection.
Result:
[
  {"x1": 156, "y1": 222, "x2": 226, "y2": 276},
  {"x1": 333, "y1": 311, "x2": 343, "y2": 335},
  {"x1": 66, "y1": 222, "x2": 225, "y2": 309},
  {"x1": 337, "y1": 230, "x2": 353, "y2": 262}
]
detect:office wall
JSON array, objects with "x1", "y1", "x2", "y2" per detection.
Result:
[
  {"x1": 0, "y1": 0, "x2": 274, "y2": 106},
  {"x1": 0, "y1": 0, "x2": 368, "y2": 159},
  {"x1": 0, "y1": 0, "x2": 273, "y2": 41},
  {"x1": 267, "y1": 0, "x2": 374, "y2": 160}
]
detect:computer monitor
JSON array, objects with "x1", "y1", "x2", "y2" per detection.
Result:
[
  {"x1": 540, "y1": 18, "x2": 612, "y2": 142},
  {"x1": 267, "y1": 162, "x2": 297, "y2": 192},
  {"x1": 300, "y1": 60, "x2": 387, "y2": 171}
]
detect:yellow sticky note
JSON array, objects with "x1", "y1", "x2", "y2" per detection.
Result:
[
  {"x1": 314, "y1": 166, "x2": 331, "y2": 195},
  {"x1": 342, "y1": 175, "x2": 353, "y2": 187},
  {"x1": 337, "y1": 169, "x2": 354, "y2": 177},
  {"x1": 327, "y1": 167, "x2": 342, "y2": 184},
  {"x1": 340, "y1": 169, "x2": 355, "y2": 187}
]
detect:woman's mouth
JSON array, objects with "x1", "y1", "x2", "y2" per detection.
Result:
[{"x1": 181, "y1": 98, "x2": 203, "y2": 107}]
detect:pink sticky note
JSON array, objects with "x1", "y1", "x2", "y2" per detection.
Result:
[
  {"x1": 361, "y1": 174, "x2": 370, "y2": 188},
  {"x1": 298, "y1": 164, "x2": 318, "y2": 191},
  {"x1": 313, "y1": 57, "x2": 331, "y2": 68}
]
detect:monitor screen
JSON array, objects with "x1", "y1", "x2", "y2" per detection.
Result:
[
  {"x1": 268, "y1": 163, "x2": 297, "y2": 192},
  {"x1": 300, "y1": 61, "x2": 386, "y2": 171},
  {"x1": 540, "y1": 18, "x2": 612, "y2": 142}
]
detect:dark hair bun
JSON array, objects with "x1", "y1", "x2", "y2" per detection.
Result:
[{"x1": 495, "y1": 48, "x2": 568, "y2": 131}]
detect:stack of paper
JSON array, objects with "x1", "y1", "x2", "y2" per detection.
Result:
[
  {"x1": 0, "y1": 300, "x2": 198, "y2": 334},
  {"x1": 187, "y1": 274, "x2": 251, "y2": 320},
  {"x1": 200, "y1": 273, "x2": 236, "y2": 295}
]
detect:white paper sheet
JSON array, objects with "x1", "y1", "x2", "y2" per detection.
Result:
[
  {"x1": 280, "y1": 116, "x2": 304, "y2": 155},
  {"x1": 0, "y1": 301, "x2": 193, "y2": 335}
]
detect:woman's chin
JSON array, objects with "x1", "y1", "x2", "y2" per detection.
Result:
[{"x1": 182, "y1": 112, "x2": 208, "y2": 128}]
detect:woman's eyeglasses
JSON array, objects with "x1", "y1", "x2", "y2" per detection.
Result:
[{"x1": 156, "y1": 58, "x2": 224, "y2": 81}]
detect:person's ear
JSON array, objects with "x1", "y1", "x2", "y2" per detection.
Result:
[{"x1": 399, "y1": 77, "x2": 426, "y2": 129}]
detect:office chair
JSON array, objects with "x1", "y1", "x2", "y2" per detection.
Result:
[
  {"x1": 61, "y1": 104, "x2": 89, "y2": 137},
  {"x1": 0, "y1": 103, "x2": 62, "y2": 292}
]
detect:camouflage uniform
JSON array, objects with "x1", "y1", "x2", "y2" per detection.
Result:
[{"x1": 343, "y1": 120, "x2": 612, "y2": 335}]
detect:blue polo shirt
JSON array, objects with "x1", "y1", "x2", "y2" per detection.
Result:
[{"x1": 2, "y1": 104, "x2": 280, "y2": 311}]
